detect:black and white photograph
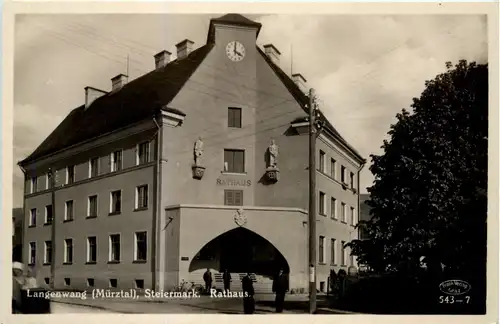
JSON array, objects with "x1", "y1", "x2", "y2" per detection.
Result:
[{"x1": 7, "y1": 2, "x2": 498, "y2": 319}]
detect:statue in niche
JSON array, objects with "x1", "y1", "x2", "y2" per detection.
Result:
[
  {"x1": 194, "y1": 137, "x2": 204, "y2": 166},
  {"x1": 268, "y1": 139, "x2": 279, "y2": 169}
]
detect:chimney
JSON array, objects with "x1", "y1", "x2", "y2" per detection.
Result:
[
  {"x1": 292, "y1": 73, "x2": 308, "y2": 93},
  {"x1": 85, "y1": 87, "x2": 107, "y2": 109},
  {"x1": 154, "y1": 50, "x2": 171, "y2": 69},
  {"x1": 111, "y1": 74, "x2": 128, "y2": 92},
  {"x1": 263, "y1": 44, "x2": 281, "y2": 66},
  {"x1": 176, "y1": 39, "x2": 194, "y2": 60}
]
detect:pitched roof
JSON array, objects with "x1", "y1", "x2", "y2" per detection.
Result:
[
  {"x1": 19, "y1": 44, "x2": 214, "y2": 166},
  {"x1": 256, "y1": 46, "x2": 365, "y2": 163},
  {"x1": 207, "y1": 14, "x2": 262, "y2": 43}
]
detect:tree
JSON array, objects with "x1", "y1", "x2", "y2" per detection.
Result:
[{"x1": 348, "y1": 60, "x2": 488, "y2": 284}]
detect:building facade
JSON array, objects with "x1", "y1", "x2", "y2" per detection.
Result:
[{"x1": 19, "y1": 14, "x2": 365, "y2": 292}]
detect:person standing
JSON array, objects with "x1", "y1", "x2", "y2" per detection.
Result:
[
  {"x1": 272, "y1": 268, "x2": 289, "y2": 313},
  {"x1": 242, "y1": 272, "x2": 255, "y2": 314},
  {"x1": 203, "y1": 268, "x2": 213, "y2": 294},
  {"x1": 222, "y1": 269, "x2": 232, "y2": 292}
]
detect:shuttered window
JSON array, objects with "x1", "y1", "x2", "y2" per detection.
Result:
[{"x1": 224, "y1": 190, "x2": 243, "y2": 206}]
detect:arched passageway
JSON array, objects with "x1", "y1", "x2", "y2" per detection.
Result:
[{"x1": 189, "y1": 227, "x2": 290, "y2": 277}]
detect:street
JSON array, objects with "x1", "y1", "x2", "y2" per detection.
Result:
[{"x1": 49, "y1": 293, "x2": 350, "y2": 314}]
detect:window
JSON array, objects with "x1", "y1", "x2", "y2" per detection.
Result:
[
  {"x1": 110, "y1": 191, "x2": 122, "y2": 214},
  {"x1": 65, "y1": 200, "x2": 74, "y2": 221},
  {"x1": 67, "y1": 165, "x2": 75, "y2": 184},
  {"x1": 87, "y1": 236, "x2": 97, "y2": 263},
  {"x1": 109, "y1": 234, "x2": 121, "y2": 262},
  {"x1": 330, "y1": 198, "x2": 337, "y2": 219},
  {"x1": 44, "y1": 241, "x2": 52, "y2": 264},
  {"x1": 64, "y1": 239, "x2": 73, "y2": 264},
  {"x1": 341, "y1": 166, "x2": 346, "y2": 184},
  {"x1": 46, "y1": 172, "x2": 53, "y2": 190},
  {"x1": 137, "y1": 142, "x2": 150, "y2": 165},
  {"x1": 111, "y1": 150, "x2": 123, "y2": 172},
  {"x1": 64, "y1": 278, "x2": 71, "y2": 286},
  {"x1": 330, "y1": 239, "x2": 336, "y2": 265},
  {"x1": 29, "y1": 208, "x2": 37, "y2": 227},
  {"x1": 134, "y1": 232, "x2": 147, "y2": 262},
  {"x1": 224, "y1": 190, "x2": 243, "y2": 206},
  {"x1": 135, "y1": 185, "x2": 148, "y2": 210},
  {"x1": 319, "y1": 236, "x2": 325, "y2": 264},
  {"x1": 44, "y1": 278, "x2": 50, "y2": 285},
  {"x1": 350, "y1": 172, "x2": 355, "y2": 189},
  {"x1": 223, "y1": 149, "x2": 245, "y2": 173},
  {"x1": 351, "y1": 207, "x2": 356, "y2": 226},
  {"x1": 330, "y1": 158, "x2": 336, "y2": 179},
  {"x1": 88, "y1": 195, "x2": 98, "y2": 217},
  {"x1": 135, "y1": 279, "x2": 145, "y2": 289},
  {"x1": 341, "y1": 240, "x2": 347, "y2": 266},
  {"x1": 89, "y1": 157, "x2": 99, "y2": 178},
  {"x1": 341, "y1": 202, "x2": 346, "y2": 223},
  {"x1": 87, "y1": 278, "x2": 95, "y2": 287},
  {"x1": 45, "y1": 205, "x2": 53, "y2": 225},
  {"x1": 29, "y1": 242, "x2": 36, "y2": 265},
  {"x1": 31, "y1": 177, "x2": 38, "y2": 194},
  {"x1": 319, "y1": 150, "x2": 326, "y2": 172},
  {"x1": 109, "y1": 279, "x2": 118, "y2": 288},
  {"x1": 319, "y1": 191, "x2": 326, "y2": 215},
  {"x1": 228, "y1": 107, "x2": 242, "y2": 128}
]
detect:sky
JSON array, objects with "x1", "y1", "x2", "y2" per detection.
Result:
[{"x1": 13, "y1": 13, "x2": 487, "y2": 207}]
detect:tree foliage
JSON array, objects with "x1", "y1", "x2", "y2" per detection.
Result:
[{"x1": 348, "y1": 60, "x2": 488, "y2": 279}]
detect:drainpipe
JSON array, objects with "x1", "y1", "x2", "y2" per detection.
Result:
[
  {"x1": 356, "y1": 161, "x2": 366, "y2": 242},
  {"x1": 152, "y1": 115, "x2": 163, "y2": 291}
]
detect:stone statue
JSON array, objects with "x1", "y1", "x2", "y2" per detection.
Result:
[
  {"x1": 194, "y1": 137, "x2": 204, "y2": 166},
  {"x1": 268, "y1": 139, "x2": 279, "y2": 168}
]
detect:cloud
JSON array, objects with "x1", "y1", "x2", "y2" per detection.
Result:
[
  {"x1": 13, "y1": 14, "x2": 487, "y2": 206},
  {"x1": 255, "y1": 14, "x2": 487, "y2": 191}
]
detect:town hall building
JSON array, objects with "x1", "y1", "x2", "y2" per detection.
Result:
[{"x1": 19, "y1": 14, "x2": 365, "y2": 293}]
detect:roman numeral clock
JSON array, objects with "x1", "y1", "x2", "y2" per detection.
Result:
[{"x1": 226, "y1": 41, "x2": 246, "y2": 62}]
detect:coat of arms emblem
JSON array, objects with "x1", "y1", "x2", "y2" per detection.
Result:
[{"x1": 234, "y1": 208, "x2": 247, "y2": 227}]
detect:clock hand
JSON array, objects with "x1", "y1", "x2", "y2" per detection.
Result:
[{"x1": 233, "y1": 42, "x2": 237, "y2": 53}]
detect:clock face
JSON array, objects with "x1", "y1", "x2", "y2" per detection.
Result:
[{"x1": 226, "y1": 41, "x2": 246, "y2": 62}]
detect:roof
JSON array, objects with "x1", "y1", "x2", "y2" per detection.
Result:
[
  {"x1": 20, "y1": 13, "x2": 364, "y2": 166},
  {"x1": 207, "y1": 13, "x2": 262, "y2": 43},
  {"x1": 19, "y1": 44, "x2": 214, "y2": 166},
  {"x1": 256, "y1": 46, "x2": 365, "y2": 163}
]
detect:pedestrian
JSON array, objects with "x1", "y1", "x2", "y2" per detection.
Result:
[
  {"x1": 223, "y1": 269, "x2": 231, "y2": 292},
  {"x1": 242, "y1": 272, "x2": 255, "y2": 314},
  {"x1": 203, "y1": 268, "x2": 213, "y2": 294},
  {"x1": 272, "y1": 268, "x2": 289, "y2": 313}
]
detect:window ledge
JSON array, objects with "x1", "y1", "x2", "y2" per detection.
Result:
[
  {"x1": 108, "y1": 212, "x2": 121, "y2": 216},
  {"x1": 28, "y1": 225, "x2": 36, "y2": 228},
  {"x1": 43, "y1": 263, "x2": 51, "y2": 266},
  {"x1": 108, "y1": 261, "x2": 120, "y2": 264},
  {"x1": 220, "y1": 172, "x2": 247, "y2": 176},
  {"x1": 134, "y1": 207, "x2": 148, "y2": 212},
  {"x1": 43, "y1": 223, "x2": 52, "y2": 227},
  {"x1": 331, "y1": 264, "x2": 338, "y2": 266},
  {"x1": 86, "y1": 215, "x2": 97, "y2": 219},
  {"x1": 28, "y1": 263, "x2": 35, "y2": 266},
  {"x1": 331, "y1": 217, "x2": 338, "y2": 221},
  {"x1": 318, "y1": 262, "x2": 327, "y2": 265},
  {"x1": 63, "y1": 219, "x2": 74, "y2": 223},
  {"x1": 319, "y1": 213, "x2": 326, "y2": 217},
  {"x1": 341, "y1": 221, "x2": 348, "y2": 224},
  {"x1": 63, "y1": 262, "x2": 73, "y2": 265},
  {"x1": 132, "y1": 260, "x2": 147, "y2": 264},
  {"x1": 85, "y1": 261, "x2": 97, "y2": 265}
]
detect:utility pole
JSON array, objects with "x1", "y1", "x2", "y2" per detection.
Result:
[
  {"x1": 48, "y1": 168, "x2": 56, "y2": 289},
  {"x1": 308, "y1": 88, "x2": 317, "y2": 314}
]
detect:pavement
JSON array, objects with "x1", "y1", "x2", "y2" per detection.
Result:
[{"x1": 50, "y1": 292, "x2": 354, "y2": 314}]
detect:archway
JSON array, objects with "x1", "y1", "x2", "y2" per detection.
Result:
[{"x1": 189, "y1": 227, "x2": 290, "y2": 277}]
